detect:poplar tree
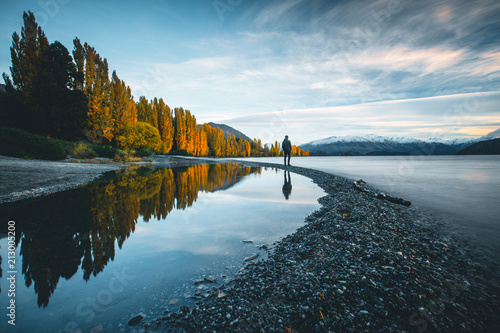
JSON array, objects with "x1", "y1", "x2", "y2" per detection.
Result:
[
  {"x1": 9, "y1": 11, "x2": 49, "y2": 100},
  {"x1": 228, "y1": 133, "x2": 237, "y2": 157},
  {"x1": 203, "y1": 123, "x2": 227, "y2": 157},
  {"x1": 3, "y1": 12, "x2": 86, "y2": 139},
  {"x1": 34, "y1": 41, "x2": 87, "y2": 139},
  {"x1": 216, "y1": 128, "x2": 225, "y2": 156},
  {"x1": 173, "y1": 107, "x2": 187, "y2": 150},
  {"x1": 197, "y1": 125, "x2": 209, "y2": 156},
  {"x1": 203, "y1": 123, "x2": 217, "y2": 156},
  {"x1": 73, "y1": 39, "x2": 112, "y2": 143},
  {"x1": 110, "y1": 70, "x2": 137, "y2": 141},
  {"x1": 155, "y1": 98, "x2": 174, "y2": 152},
  {"x1": 136, "y1": 96, "x2": 156, "y2": 127},
  {"x1": 238, "y1": 138, "x2": 251, "y2": 157},
  {"x1": 245, "y1": 140, "x2": 251, "y2": 157},
  {"x1": 72, "y1": 38, "x2": 85, "y2": 90}
]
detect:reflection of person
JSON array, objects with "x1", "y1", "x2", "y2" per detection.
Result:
[
  {"x1": 282, "y1": 135, "x2": 292, "y2": 166},
  {"x1": 282, "y1": 171, "x2": 292, "y2": 200}
]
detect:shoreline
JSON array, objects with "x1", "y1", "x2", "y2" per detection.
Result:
[
  {"x1": 0, "y1": 156, "x2": 125, "y2": 204},
  {"x1": 152, "y1": 158, "x2": 500, "y2": 332},
  {"x1": 1, "y1": 155, "x2": 499, "y2": 331},
  {"x1": 0, "y1": 155, "x2": 230, "y2": 204}
]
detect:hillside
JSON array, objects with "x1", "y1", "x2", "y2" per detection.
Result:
[
  {"x1": 300, "y1": 135, "x2": 469, "y2": 156},
  {"x1": 208, "y1": 122, "x2": 252, "y2": 142},
  {"x1": 299, "y1": 131, "x2": 500, "y2": 156},
  {"x1": 457, "y1": 138, "x2": 500, "y2": 155}
]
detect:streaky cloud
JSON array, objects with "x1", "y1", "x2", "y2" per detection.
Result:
[{"x1": 224, "y1": 92, "x2": 500, "y2": 144}]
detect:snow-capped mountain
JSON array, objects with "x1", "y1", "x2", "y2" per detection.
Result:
[
  {"x1": 300, "y1": 130, "x2": 500, "y2": 156},
  {"x1": 309, "y1": 134, "x2": 422, "y2": 146},
  {"x1": 425, "y1": 138, "x2": 476, "y2": 145}
]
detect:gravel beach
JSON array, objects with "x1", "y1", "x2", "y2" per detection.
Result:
[
  {"x1": 1, "y1": 155, "x2": 499, "y2": 332},
  {"x1": 150, "y1": 159, "x2": 500, "y2": 332}
]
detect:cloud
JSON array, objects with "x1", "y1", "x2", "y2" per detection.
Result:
[
  {"x1": 59, "y1": 0, "x2": 500, "y2": 138},
  {"x1": 99, "y1": 0, "x2": 500, "y2": 144},
  {"x1": 224, "y1": 92, "x2": 500, "y2": 144},
  {"x1": 253, "y1": 0, "x2": 302, "y2": 27},
  {"x1": 1, "y1": 0, "x2": 499, "y2": 150},
  {"x1": 471, "y1": 51, "x2": 500, "y2": 75},
  {"x1": 436, "y1": 5, "x2": 452, "y2": 22},
  {"x1": 352, "y1": 47, "x2": 465, "y2": 74},
  {"x1": 125, "y1": 0, "x2": 500, "y2": 117}
]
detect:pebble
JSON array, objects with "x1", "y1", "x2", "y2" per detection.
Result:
[
  {"x1": 244, "y1": 253, "x2": 259, "y2": 262},
  {"x1": 194, "y1": 276, "x2": 217, "y2": 285},
  {"x1": 127, "y1": 314, "x2": 144, "y2": 326}
]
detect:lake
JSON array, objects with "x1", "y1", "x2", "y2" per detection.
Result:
[
  {"x1": 0, "y1": 163, "x2": 324, "y2": 333},
  {"x1": 237, "y1": 155, "x2": 500, "y2": 262}
]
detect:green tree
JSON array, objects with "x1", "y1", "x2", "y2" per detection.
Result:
[
  {"x1": 116, "y1": 121, "x2": 161, "y2": 151},
  {"x1": 136, "y1": 96, "x2": 157, "y2": 128},
  {"x1": 3, "y1": 12, "x2": 86, "y2": 140},
  {"x1": 72, "y1": 37, "x2": 85, "y2": 90},
  {"x1": 43, "y1": 41, "x2": 79, "y2": 89},
  {"x1": 32, "y1": 41, "x2": 87, "y2": 139},
  {"x1": 251, "y1": 138, "x2": 264, "y2": 157}
]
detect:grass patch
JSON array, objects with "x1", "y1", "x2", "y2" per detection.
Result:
[
  {"x1": 92, "y1": 144, "x2": 123, "y2": 159},
  {"x1": 68, "y1": 142, "x2": 97, "y2": 159},
  {"x1": 0, "y1": 126, "x2": 163, "y2": 162},
  {"x1": 114, "y1": 151, "x2": 142, "y2": 162},
  {"x1": 134, "y1": 148, "x2": 156, "y2": 157},
  {"x1": 0, "y1": 127, "x2": 68, "y2": 160},
  {"x1": 168, "y1": 148, "x2": 193, "y2": 157}
]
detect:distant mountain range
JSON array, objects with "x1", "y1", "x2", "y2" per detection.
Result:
[
  {"x1": 457, "y1": 137, "x2": 500, "y2": 155},
  {"x1": 300, "y1": 129, "x2": 500, "y2": 156},
  {"x1": 208, "y1": 122, "x2": 253, "y2": 142}
]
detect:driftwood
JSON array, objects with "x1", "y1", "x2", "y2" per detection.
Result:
[{"x1": 353, "y1": 179, "x2": 411, "y2": 207}]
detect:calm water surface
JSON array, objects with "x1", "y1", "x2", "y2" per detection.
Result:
[
  {"x1": 238, "y1": 155, "x2": 500, "y2": 260},
  {"x1": 0, "y1": 163, "x2": 324, "y2": 333}
]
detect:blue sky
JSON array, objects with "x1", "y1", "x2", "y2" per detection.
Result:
[{"x1": 1, "y1": 0, "x2": 499, "y2": 144}]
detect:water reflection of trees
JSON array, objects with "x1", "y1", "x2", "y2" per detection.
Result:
[{"x1": 0, "y1": 163, "x2": 260, "y2": 307}]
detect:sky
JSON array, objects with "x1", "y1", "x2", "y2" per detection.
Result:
[{"x1": 1, "y1": 0, "x2": 500, "y2": 145}]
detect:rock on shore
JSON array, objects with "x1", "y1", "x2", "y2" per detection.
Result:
[{"x1": 152, "y1": 162, "x2": 500, "y2": 332}]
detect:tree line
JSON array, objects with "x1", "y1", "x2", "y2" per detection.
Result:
[{"x1": 0, "y1": 11, "x2": 309, "y2": 157}]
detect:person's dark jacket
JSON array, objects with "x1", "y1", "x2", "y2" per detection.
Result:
[{"x1": 282, "y1": 138, "x2": 292, "y2": 153}]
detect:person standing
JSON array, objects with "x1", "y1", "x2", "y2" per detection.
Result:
[{"x1": 282, "y1": 135, "x2": 292, "y2": 166}]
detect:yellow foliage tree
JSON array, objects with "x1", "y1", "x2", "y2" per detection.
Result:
[{"x1": 115, "y1": 121, "x2": 161, "y2": 151}]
